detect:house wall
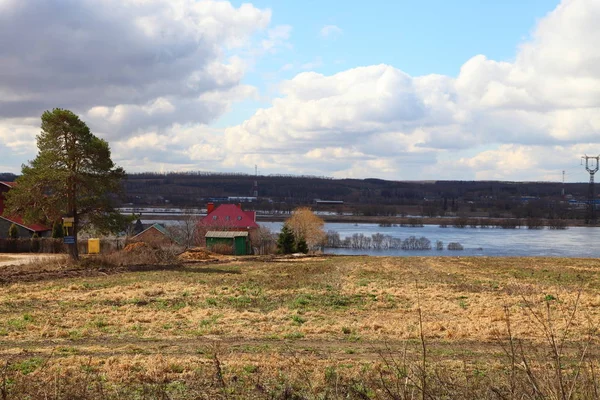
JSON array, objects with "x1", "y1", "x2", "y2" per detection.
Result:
[{"x1": 0, "y1": 219, "x2": 34, "y2": 239}]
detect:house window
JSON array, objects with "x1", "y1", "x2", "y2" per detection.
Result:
[
  {"x1": 212, "y1": 216, "x2": 218, "y2": 220},
  {"x1": 225, "y1": 216, "x2": 230, "y2": 221},
  {"x1": 237, "y1": 216, "x2": 242, "y2": 220}
]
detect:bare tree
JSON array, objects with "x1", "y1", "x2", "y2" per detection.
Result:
[
  {"x1": 285, "y1": 207, "x2": 326, "y2": 251},
  {"x1": 169, "y1": 208, "x2": 201, "y2": 249}
]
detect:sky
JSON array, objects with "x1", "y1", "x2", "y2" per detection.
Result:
[{"x1": 2, "y1": 0, "x2": 600, "y2": 182}]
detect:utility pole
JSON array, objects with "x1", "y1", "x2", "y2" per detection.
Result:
[
  {"x1": 582, "y1": 155, "x2": 600, "y2": 224},
  {"x1": 562, "y1": 170, "x2": 565, "y2": 197}
]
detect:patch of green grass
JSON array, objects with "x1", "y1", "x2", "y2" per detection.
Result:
[
  {"x1": 205, "y1": 297, "x2": 218, "y2": 307},
  {"x1": 545, "y1": 294, "x2": 557, "y2": 302},
  {"x1": 7, "y1": 316, "x2": 29, "y2": 331},
  {"x1": 56, "y1": 346, "x2": 79, "y2": 355},
  {"x1": 243, "y1": 364, "x2": 259, "y2": 374},
  {"x1": 68, "y1": 329, "x2": 83, "y2": 340},
  {"x1": 291, "y1": 314, "x2": 306, "y2": 325},
  {"x1": 291, "y1": 294, "x2": 312, "y2": 308},
  {"x1": 90, "y1": 318, "x2": 109, "y2": 329},
  {"x1": 290, "y1": 293, "x2": 364, "y2": 310},
  {"x1": 11, "y1": 357, "x2": 44, "y2": 375},
  {"x1": 283, "y1": 331, "x2": 305, "y2": 340},
  {"x1": 196, "y1": 314, "x2": 222, "y2": 335}
]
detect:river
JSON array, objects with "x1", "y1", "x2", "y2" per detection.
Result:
[
  {"x1": 259, "y1": 222, "x2": 600, "y2": 258},
  {"x1": 141, "y1": 218, "x2": 600, "y2": 258}
]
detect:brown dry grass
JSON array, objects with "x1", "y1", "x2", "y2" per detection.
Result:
[{"x1": 0, "y1": 255, "x2": 599, "y2": 398}]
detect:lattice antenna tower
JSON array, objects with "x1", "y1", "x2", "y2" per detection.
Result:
[
  {"x1": 581, "y1": 154, "x2": 600, "y2": 223},
  {"x1": 252, "y1": 164, "x2": 258, "y2": 198}
]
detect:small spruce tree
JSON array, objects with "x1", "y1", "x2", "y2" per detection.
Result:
[
  {"x1": 277, "y1": 224, "x2": 296, "y2": 254},
  {"x1": 8, "y1": 223, "x2": 18, "y2": 239},
  {"x1": 296, "y1": 236, "x2": 308, "y2": 254},
  {"x1": 134, "y1": 218, "x2": 144, "y2": 235},
  {"x1": 52, "y1": 221, "x2": 64, "y2": 238}
]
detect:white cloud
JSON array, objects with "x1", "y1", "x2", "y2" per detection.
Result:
[
  {"x1": 0, "y1": 0, "x2": 272, "y2": 159},
  {"x1": 2, "y1": 0, "x2": 600, "y2": 182},
  {"x1": 261, "y1": 25, "x2": 292, "y2": 52},
  {"x1": 219, "y1": 0, "x2": 600, "y2": 180},
  {"x1": 320, "y1": 25, "x2": 342, "y2": 39}
]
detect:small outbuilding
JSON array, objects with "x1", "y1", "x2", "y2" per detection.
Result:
[
  {"x1": 205, "y1": 231, "x2": 249, "y2": 255},
  {"x1": 130, "y1": 223, "x2": 175, "y2": 246}
]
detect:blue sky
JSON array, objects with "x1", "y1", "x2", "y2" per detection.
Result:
[
  {"x1": 1, "y1": 0, "x2": 599, "y2": 181},
  {"x1": 218, "y1": 0, "x2": 561, "y2": 127},
  {"x1": 241, "y1": 0, "x2": 559, "y2": 76}
]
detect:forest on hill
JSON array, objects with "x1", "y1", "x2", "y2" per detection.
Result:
[
  {"x1": 122, "y1": 172, "x2": 590, "y2": 220},
  {"x1": 1, "y1": 171, "x2": 593, "y2": 220}
]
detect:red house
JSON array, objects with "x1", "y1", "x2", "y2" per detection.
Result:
[
  {"x1": 0, "y1": 181, "x2": 51, "y2": 238},
  {"x1": 199, "y1": 203, "x2": 259, "y2": 230}
]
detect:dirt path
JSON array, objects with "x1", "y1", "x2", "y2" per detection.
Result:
[
  {"x1": 0, "y1": 254, "x2": 64, "y2": 268},
  {"x1": 0, "y1": 336, "x2": 595, "y2": 364}
]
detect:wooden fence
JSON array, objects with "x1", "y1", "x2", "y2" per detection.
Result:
[{"x1": 0, "y1": 238, "x2": 126, "y2": 254}]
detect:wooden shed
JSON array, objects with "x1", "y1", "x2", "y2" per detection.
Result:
[{"x1": 205, "y1": 231, "x2": 249, "y2": 255}]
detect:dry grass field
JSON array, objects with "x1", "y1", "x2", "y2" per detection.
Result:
[{"x1": 0, "y1": 253, "x2": 599, "y2": 398}]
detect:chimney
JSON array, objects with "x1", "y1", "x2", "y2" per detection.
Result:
[
  {"x1": 238, "y1": 203, "x2": 242, "y2": 210},
  {"x1": 207, "y1": 202, "x2": 214, "y2": 214}
]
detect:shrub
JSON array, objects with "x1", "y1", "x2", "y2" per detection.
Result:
[
  {"x1": 210, "y1": 243, "x2": 234, "y2": 255},
  {"x1": 296, "y1": 237, "x2": 308, "y2": 254},
  {"x1": 52, "y1": 221, "x2": 64, "y2": 238},
  {"x1": 547, "y1": 219, "x2": 568, "y2": 230},
  {"x1": 277, "y1": 224, "x2": 296, "y2": 254},
  {"x1": 447, "y1": 242, "x2": 464, "y2": 251},
  {"x1": 526, "y1": 217, "x2": 545, "y2": 230},
  {"x1": 452, "y1": 217, "x2": 468, "y2": 228},
  {"x1": 401, "y1": 236, "x2": 431, "y2": 250},
  {"x1": 8, "y1": 223, "x2": 18, "y2": 239}
]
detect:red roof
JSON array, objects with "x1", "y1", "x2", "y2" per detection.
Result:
[
  {"x1": 200, "y1": 204, "x2": 259, "y2": 229},
  {"x1": 0, "y1": 215, "x2": 50, "y2": 232},
  {"x1": 0, "y1": 181, "x2": 50, "y2": 232}
]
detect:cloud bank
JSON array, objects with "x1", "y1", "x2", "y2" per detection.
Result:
[{"x1": 1, "y1": 0, "x2": 599, "y2": 181}]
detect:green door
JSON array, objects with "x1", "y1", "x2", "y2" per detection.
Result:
[{"x1": 234, "y1": 236, "x2": 247, "y2": 255}]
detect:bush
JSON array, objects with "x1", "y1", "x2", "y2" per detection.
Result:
[
  {"x1": 52, "y1": 221, "x2": 64, "y2": 238},
  {"x1": 8, "y1": 223, "x2": 18, "y2": 239},
  {"x1": 90, "y1": 243, "x2": 182, "y2": 266},
  {"x1": 547, "y1": 219, "x2": 568, "y2": 230},
  {"x1": 401, "y1": 236, "x2": 431, "y2": 250},
  {"x1": 526, "y1": 217, "x2": 545, "y2": 229},
  {"x1": 209, "y1": 243, "x2": 234, "y2": 255},
  {"x1": 296, "y1": 237, "x2": 308, "y2": 254},
  {"x1": 452, "y1": 217, "x2": 468, "y2": 228},
  {"x1": 447, "y1": 242, "x2": 464, "y2": 251}
]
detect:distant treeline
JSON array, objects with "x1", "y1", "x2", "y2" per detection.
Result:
[
  {"x1": 2, "y1": 170, "x2": 595, "y2": 221},
  {"x1": 438, "y1": 217, "x2": 568, "y2": 230},
  {"x1": 325, "y1": 231, "x2": 465, "y2": 251}
]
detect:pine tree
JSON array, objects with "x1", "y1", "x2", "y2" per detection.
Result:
[
  {"x1": 277, "y1": 224, "x2": 296, "y2": 254},
  {"x1": 5, "y1": 109, "x2": 127, "y2": 260}
]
